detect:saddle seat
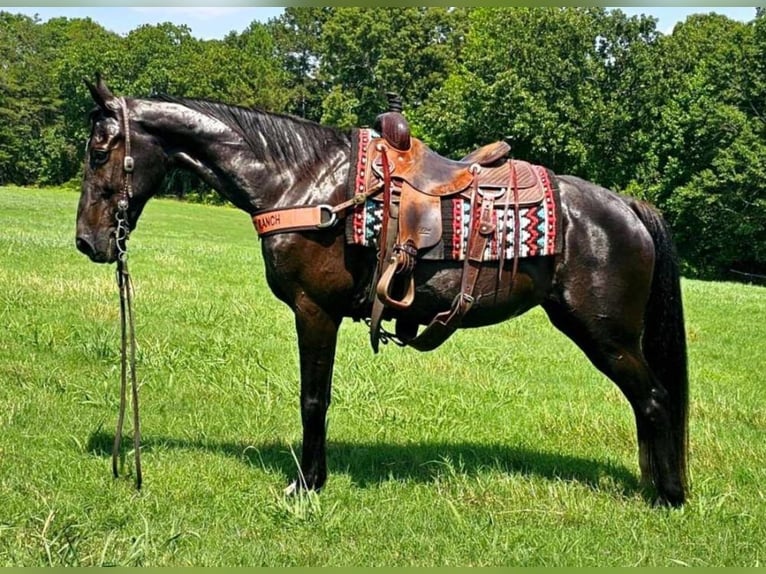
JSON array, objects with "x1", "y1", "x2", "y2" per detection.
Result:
[
  {"x1": 372, "y1": 97, "x2": 507, "y2": 197},
  {"x1": 369, "y1": 138, "x2": 546, "y2": 207},
  {"x1": 373, "y1": 137, "x2": 475, "y2": 196}
]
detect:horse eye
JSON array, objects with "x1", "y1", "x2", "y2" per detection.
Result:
[{"x1": 91, "y1": 149, "x2": 109, "y2": 165}]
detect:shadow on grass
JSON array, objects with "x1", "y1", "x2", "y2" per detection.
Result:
[{"x1": 87, "y1": 429, "x2": 641, "y2": 498}]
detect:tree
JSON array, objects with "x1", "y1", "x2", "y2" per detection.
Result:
[
  {"x1": 414, "y1": 7, "x2": 609, "y2": 170},
  {"x1": 121, "y1": 22, "x2": 199, "y2": 96},
  {"x1": 579, "y1": 9, "x2": 661, "y2": 189},
  {"x1": 315, "y1": 7, "x2": 466, "y2": 127},
  {"x1": 48, "y1": 17, "x2": 123, "y2": 184},
  {"x1": 269, "y1": 7, "x2": 332, "y2": 121},
  {"x1": 640, "y1": 14, "x2": 764, "y2": 276},
  {"x1": 0, "y1": 12, "x2": 61, "y2": 184},
  {"x1": 211, "y1": 22, "x2": 291, "y2": 110}
]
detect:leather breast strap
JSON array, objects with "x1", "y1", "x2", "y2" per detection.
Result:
[{"x1": 252, "y1": 205, "x2": 338, "y2": 236}]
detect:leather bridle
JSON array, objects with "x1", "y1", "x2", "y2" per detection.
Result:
[{"x1": 104, "y1": 96, "x2": 142, "y2": 490}]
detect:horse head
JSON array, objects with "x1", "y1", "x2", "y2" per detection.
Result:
[{"x1": 76, "y1": 74, "x2": 167, "y2": 263}]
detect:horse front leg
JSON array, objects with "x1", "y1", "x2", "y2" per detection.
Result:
[{"x1": 287, "y1": 297, "x2": 341, "y2": 494}]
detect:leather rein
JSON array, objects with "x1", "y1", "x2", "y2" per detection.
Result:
[{"x1": 107, "y1": 96, "x2": 142, "y2": 490}]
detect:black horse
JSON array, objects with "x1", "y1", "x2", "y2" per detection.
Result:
[{"x1": 75, "y1": 76, "x2": 688, "y2": 506}]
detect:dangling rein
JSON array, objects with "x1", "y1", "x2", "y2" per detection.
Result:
[
  {"x1": 114, "y1": 209, "x2": 142, "y2": 489},
  {"x1": 109, "y1": 96, "x2": 142, "y2": 489}
]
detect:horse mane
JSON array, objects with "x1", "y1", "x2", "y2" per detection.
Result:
[{"x1": 152, "y1": 94, "x2": 351, "y2": 167}]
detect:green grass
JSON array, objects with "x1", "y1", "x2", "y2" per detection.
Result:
[{"x1": 1, "y1": 185, "x2": 764, "y2": 566}]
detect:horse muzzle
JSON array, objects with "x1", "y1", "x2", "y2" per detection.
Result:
[{"x1": 75, "y1": 231, "x2": 117, "y2": 263}]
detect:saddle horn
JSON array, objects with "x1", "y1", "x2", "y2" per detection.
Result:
[{"x1": 374, "y1": 92, "x2": 411, "y2": 151}]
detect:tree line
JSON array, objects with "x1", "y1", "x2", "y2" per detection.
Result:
[{"x1": 1, "y1": 7, "x2": 764, "y2": 279}]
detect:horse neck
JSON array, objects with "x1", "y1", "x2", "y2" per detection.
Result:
[{"x1": 130, "y1": 98, "x2": 352, "y2": 214}]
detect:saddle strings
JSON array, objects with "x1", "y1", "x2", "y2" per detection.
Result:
[
  {"x1": 510, "y1": 161, "x2": 521, "y2": 284},
  {"x1": 496, "y1": 159, "x2": 521, "y2": 288}
]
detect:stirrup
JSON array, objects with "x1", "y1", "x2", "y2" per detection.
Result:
[
  {"x1": 375, "y1": 241, "x2": 417, "y2": 311},
  {"x1": 375, "y1": 258, "x2": 416, "y2": 310}
]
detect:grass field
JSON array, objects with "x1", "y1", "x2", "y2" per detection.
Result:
[{"x1": 0, "y1": 185, "x2": 764, "y2": 566}]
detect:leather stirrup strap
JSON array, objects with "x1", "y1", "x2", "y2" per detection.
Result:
[
  {"x1": 376, "y1": 145, "x2": 393, "y2": 279},
  {"x1": 497, "y1": 160, "x2": 521, "y2": 285},
  {"x1": 406, "y1": 168, "x2": 492, "y2": 352},
  {"x1": 370, "y1": 145, "x2": 394, "y2": 353}
]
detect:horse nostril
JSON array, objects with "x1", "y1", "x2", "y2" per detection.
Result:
[{"x1": 76, "y1": 235, "x2": 95, "y2": 258}]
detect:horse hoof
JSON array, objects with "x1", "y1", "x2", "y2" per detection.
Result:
[
  {"x1": 284, "y1": 480, "x2": 299, "y2": 496},
  {"x1": 664, "y1": 494, "x2": 685, "y2": 508},
  {"x1": 654, "y1": 489, "x2": 685, "y2": 508}
]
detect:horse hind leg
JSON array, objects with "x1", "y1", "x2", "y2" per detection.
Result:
[
  {"x1": 604, "y1": 348, "x2": 685, "y2": 506},
  {"x1": 542, "y1": 302, "x2": 686, "y2": 506}
]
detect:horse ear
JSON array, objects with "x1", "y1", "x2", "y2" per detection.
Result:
[{"x1": 84, "y1": 72, "x2": 116, "y2": 110}]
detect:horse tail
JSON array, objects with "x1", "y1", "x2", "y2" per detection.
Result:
[{"x1": 630, "y1": 200, "x2": 689, "y2": 492}]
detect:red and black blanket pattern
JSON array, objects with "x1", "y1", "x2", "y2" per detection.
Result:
[{"x1": 345, "y1": 129, "x2": 562, "y2": 261}]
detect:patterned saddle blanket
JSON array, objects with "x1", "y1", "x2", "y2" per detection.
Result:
[{"x1": 344, "y1": 129, "x2": 563, "y2": 261}]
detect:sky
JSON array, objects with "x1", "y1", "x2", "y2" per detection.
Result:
[{"x1": 1, "y1": 6, "x2": 759, "y2": 40}]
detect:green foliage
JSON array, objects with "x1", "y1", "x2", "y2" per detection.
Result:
[
  {"x1": 268, "y1": 8, "x2": 332, "y2": 121},
  {"x1": 633, "y1": 14, "x2": 765, "y2": 278},
  {"x1": 313, "y1": 7, "x2": 466, "y2": 126},
  {"x1": 415, "y1": 8, "x2": 607, "y2": 165},
  {"x1": 0, "y1": 13, "x2": 62, "y2": 184},
  {"x1": 0, "y1": 7, "x2": 764, "y2": 278},
  {"x1": 1, "y1": 185, "x2": 765, "y2": 566},
  {"x1": 206, "y1": 23, "x2": 291, "y2": 111},
  {"x1": 665, "y1": 122, "x2": 766, "y2": 277}
]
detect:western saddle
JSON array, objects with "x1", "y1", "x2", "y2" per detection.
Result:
[{"x1": 365, "y1": 94, "x2": 547, "y2": 352}]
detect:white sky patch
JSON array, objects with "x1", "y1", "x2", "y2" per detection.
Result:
[{"x1": 130, "y1": 7, "x2": 249, "y2": 20}]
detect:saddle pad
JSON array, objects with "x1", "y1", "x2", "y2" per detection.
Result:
[{"x1": 346, "y1": 163, "x2": 562, "y2": 261}]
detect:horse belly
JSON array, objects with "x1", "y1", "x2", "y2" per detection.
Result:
[{"x1": 403, "y1": 257, "x2": 555, "y2": 329}]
